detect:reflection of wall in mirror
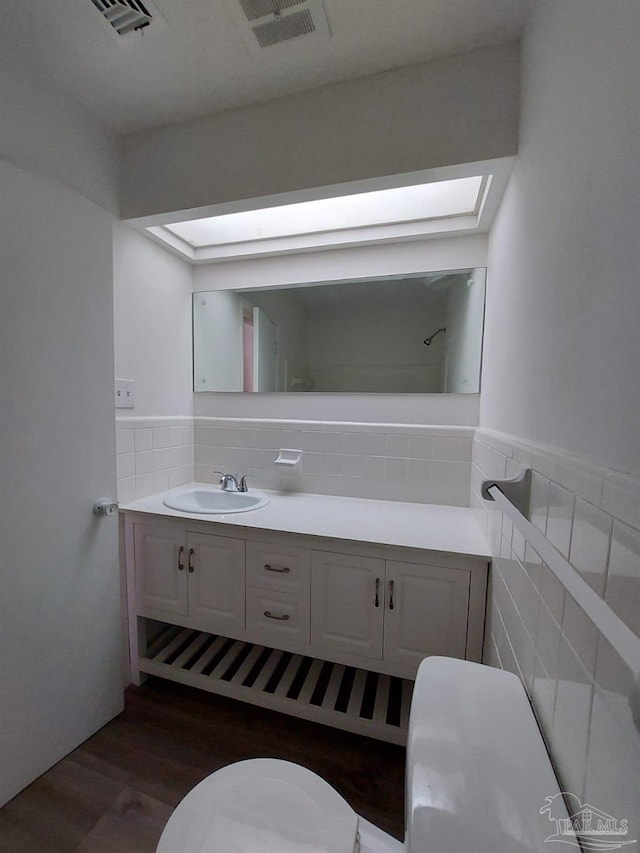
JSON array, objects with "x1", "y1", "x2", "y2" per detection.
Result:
[
  {"x1": 306, "y1": 291, "x2": 446, "y2": 393},
  {"x1": 193, "y1": 291, "x2": 243, "y2": 391}
]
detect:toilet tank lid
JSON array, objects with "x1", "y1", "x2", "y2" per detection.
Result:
[{"x1": 406, "y1": 657, "x2": 576, "y2": 853}]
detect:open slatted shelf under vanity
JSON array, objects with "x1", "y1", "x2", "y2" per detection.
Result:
[{"x1": 140, "y1": 624, "x2": 414, "y2": 744}]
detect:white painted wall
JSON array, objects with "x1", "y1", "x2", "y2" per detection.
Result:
[
  {"x1": 482, "y1": 1, "x2": 640, "y2": 477},
  {"x1": 194, "y1": 388, "x2": 478, "y2": 425},
  {"x1": 0, "y1": 160, "x2": 122, "y2": 806},
  {"x1": 0, "y1": 35, "x2": 119, "y2": 213},
  {"x1": 193, "y1": 236, "x2": 487, "y2": 424},
  {"x1": 121, "y1": 44, "x2": 519, "y2": 219},
  {"x1": 113, "y1": 223, "x2": 194, "y2": 417}
]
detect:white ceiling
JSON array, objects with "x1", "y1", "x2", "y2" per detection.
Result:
[{"x1": 2, "y1": 0, "x2": 531, "y2": 135}]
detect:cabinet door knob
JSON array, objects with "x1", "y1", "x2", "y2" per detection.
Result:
[
  {"x1": 374, "y1": 577, "x2": 380, "y2": 607},
  {"x1": 188, "y1": 548, "x2": 195, "y2": 573},
  {"x1": 264, "y1": 611, "x2": 290, "y2": 621},
  {"x1": 389, "y1": 579, "x2": 395, "y2": 610},
  {"x1": 264, "y1": 563, "x2": 290, "y2": 574},
  {"x1": 177, "y1": 545, "x2": 185, "y2": 571}
]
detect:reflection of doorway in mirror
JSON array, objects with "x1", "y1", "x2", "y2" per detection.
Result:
[
  {"x1": 252, "y1": 307, "x2": 278, "y2": 392},
  {"x1": 242, "y1": 302, "x2": 254, "y2": 392}
]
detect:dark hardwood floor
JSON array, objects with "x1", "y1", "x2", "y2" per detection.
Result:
[{"x1": 0, "y1": 678, "x2": 406, "y2": 852}]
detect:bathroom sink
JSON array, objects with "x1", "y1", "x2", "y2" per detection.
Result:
[{"x1": 162, "y1": 486, "x2": 269, "y2": 515}]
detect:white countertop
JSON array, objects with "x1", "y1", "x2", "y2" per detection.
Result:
[{"x1": 121, "y1": 484, "x2": 491, "y2": 560}]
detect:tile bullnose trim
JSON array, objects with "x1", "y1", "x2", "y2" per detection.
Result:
[{"x1": 116, "y1": 415, "x2": 194, "y2": 430}]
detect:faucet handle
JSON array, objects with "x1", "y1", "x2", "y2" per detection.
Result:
[
  {"x1": 239, "y1": 473, "x2": 253, "y2": 492},
  {"x1": 214, "y1": 471, "x2": 239, "y2": 491}
]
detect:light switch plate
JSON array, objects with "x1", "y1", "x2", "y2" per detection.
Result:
[{"x1": 115, "y1": 379, "x2": 135, "y2": 409}]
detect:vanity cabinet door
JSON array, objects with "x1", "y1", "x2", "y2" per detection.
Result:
[
  {"x1": 133, "y1": 522, "x2": 188, "y2": 616},
  {"x1": 186, "y1": 533, "x2": 246, "y2": 635},
  {"x1": 383, "y1": 561, "x2": 470, "y2": 666},
  {"x1": 310, "y1": 552, "x2": 385, "y2": 660}
]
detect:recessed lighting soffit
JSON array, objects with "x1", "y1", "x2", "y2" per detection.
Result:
[
  {"x1": 136, "y1": 159, "x2": 515, "y2": 263},
  {"x1": 162, "y1": 176, "x2": 484, "y2": 249}
]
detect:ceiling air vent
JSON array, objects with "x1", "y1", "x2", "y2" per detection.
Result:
[
  {"x1": 239, "y1": 0, "x2": 305, "y2": 21},
  {"x1": 237, "y1": 0, "x2": 330, "y2": 49},
  {"x1": 90, "y1": 0, "x2": 153, "y2": 35}
]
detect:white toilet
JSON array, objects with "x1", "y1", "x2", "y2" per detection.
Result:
[{"x1": 157, "y1": 657, "x2": 574, "y2": 852}]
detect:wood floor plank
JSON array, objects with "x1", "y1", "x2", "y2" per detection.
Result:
[
  {"x1": 78, "y1": 788, "x2": 172, "y2": 853},
  {"x1": 0, "y1": 814, "x2": 55, "y2": 853},
  {"x1": 0, "y1": 758, "x2": 124, "y2": 852}
]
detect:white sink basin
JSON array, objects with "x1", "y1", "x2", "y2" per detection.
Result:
[{"x1": 162, "y1": 486, "x2": 269, "y2": 515}]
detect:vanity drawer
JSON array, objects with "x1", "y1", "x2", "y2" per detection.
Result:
[
  {"x1": 246, "y1": 542, "x2": 311, "y2": 594},
  {"x1": 246, "y1": 588, "x2": 310, "y2": 645}
]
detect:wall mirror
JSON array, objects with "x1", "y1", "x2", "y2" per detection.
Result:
[{"x1": 193, "y1": 268, "x2": 486, "y2": 394}]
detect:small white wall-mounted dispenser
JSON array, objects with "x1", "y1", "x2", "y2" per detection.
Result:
[{"x1": 274, "y1": 449, "x2": 302, "y2": 470}]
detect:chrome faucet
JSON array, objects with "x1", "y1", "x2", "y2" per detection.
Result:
[{"x1": 215, "y1": 471, "x2": 252, "y2": 493}]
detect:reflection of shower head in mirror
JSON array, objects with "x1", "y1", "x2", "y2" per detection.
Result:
[{"x1": 424, "y1": 327, "x2": 447, "y2": 346}]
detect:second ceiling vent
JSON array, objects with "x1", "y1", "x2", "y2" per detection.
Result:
[
  {"x1": 237, "y1": 0, "x2": 330, "y2": 49},
  {"x1": 90, "y1": 0, "x2": 153, "y2": 35}
]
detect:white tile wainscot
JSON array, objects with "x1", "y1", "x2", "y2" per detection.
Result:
[
  {"x1": 194, "y1": 418, "x2": 474, "y2": 507},
  {"x1": 116, "y1": 416, "x2": 194, "y2": 502},
  {"x1": 121, "y1": 489, "x2": 490, "y2": 744},
  {"x1": 471, "y1": 427, "x2": 640, "y2": 844}
]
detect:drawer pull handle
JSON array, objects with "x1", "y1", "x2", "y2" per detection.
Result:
[
  {"x1": 389, "y1": 579, "x2": 395, "y2": 610},
  {"x1": 188, "y1": 548, "x2": 195, "y2": 573},
  {"x1": 264, "y1": 564, "x2": 290, "y2": 574},
  {"x1": 374, "y1": 577, "x2": 380, "y2": 608},
  {"x1": 264, "y1": 610, "x2": 290, "y2": 621},
  {"x1": 177, "y1": 546, "x2": 185, "y2": 572}
]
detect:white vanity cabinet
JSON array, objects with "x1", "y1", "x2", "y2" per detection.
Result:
[
  {"x1": 133, "y1": 520, "x2": 245, "y2": 637},
  {"x1": 126, "y1": 513, "x2": 488, "y2": 679},
  {"x1": 123, "y1": 493, "x2": 490, "y2": 745}
]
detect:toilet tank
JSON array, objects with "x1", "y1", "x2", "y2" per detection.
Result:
[{"x1": 405, "y1": 657, "x2": 575, "y2": 853}]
